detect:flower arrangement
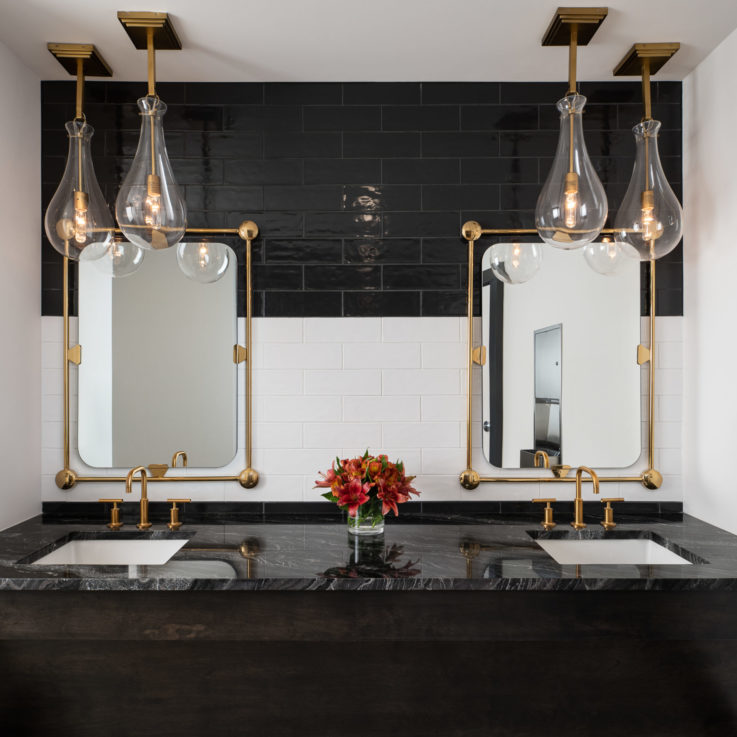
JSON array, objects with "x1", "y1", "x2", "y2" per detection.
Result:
[{"x1": 315, "y1": 451, "x2": 419, "y2": 534}]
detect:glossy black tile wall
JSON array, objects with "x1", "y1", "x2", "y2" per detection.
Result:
[{"x1": 41, "y1": 81, "x2": 683, "y2": 317}]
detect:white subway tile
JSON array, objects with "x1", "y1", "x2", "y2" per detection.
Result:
[
  {"x1": 413, "y1": 475, "x2": 462, "y2": 500},
  {"x1": 656, "y1": 369, "x2": 683, "y2": 396},
  {"x1": 304, "y1": 317, "x2": 381, "y2": 342},
  {"x1": 259, "y1": 448, "x2": 340, "y2": 476},
  {"x1": 344, "y1": 343, "x2": 421, "y2": 369},
  {"x1": 41, "y1": 317, "x2": 62, "y2": 343},
  {"x1": 421, "y1": 447, "x2": 466, "y2": 474},
  {"x1": 421, "y1": 342, "x2": 466, "y2": 369},
  {"x1": 655, "y1": 316, "x2": 682, "y2": 342},
  {"x1": 382, "y1": 422, "x2": 460, "y2": 449},
  {"x1": 253, "y1": 423, "x2": 303, "y2": 449},
  {"x1": 343, "y1": 396, "x2": 420, "y2": 422},
  {"x1": 382, "y1": 369, "x2": 460, "y2": 396},
  {"x1": 42, "y1": 422, "x2": 63, "y2": 449},
  {"x1": 252, "y1": 317, "x2": 303, "y2": 343},
  {"x1": 382, "y1": 317, "x2": 460, "y2": 343},
  {"x1": 260, "y1": 396, "x2": 342, "y2": 422},
  {"x1": 460, "y1": 368, "x2": 482, "y2": 396},
  {"x1": 421, "y1": 395, "x2": 466, "y2": 421},
  {"x1": 656, "y1": 448, "x2": 682, "y2": 475},
  {"x1": 41, "y1": 341, "x2": 63, "y2": 369},
  {"x1": 41, "y1": 368, "x2": 63, "y2": 396},
  {"x1": 252, "y1": 369, "x2": 304, "y2": 396},
  {"x1": 305, "y1": 370, "x2": 381, "y2": 396},
  {"x1": 658, "y1": 394, "x2": 682, "y2": 422},
  {"x1": 42, "y1": 393, "x2": 63, "y2": 423},
  {"x1": 658, "y1": 341, "x2": 683, "y2": 369},
  {"x1": 655, "y1": 421, "x2": 682, "y2": 449},
  {"x1": 262, "y1": 343, "x2": 342, "y2": 369},
  {"x1": 304, "y1": 423, "x2": 382, "y2": 448}
]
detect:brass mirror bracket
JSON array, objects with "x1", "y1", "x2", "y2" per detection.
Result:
[
  {"x1": 457, "y1": 222, "x2": 662, "y2": 492},
  {"x1": 55, "y1": 221, "x2": 261, "y2": 491}
]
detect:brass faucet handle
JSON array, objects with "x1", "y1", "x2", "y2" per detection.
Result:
[
  {"x1": 532, "y1": 498, "x2": 557, "y2": 531},
  {"x1": 166, "y1": 498, "x2": 191, "y2": 531},
  {"x1": 98, "y1": 499, "x2": 123, "y2": 531},
  {"x1": 600, "y1": 498, "x2": 625, "y2": 530}
]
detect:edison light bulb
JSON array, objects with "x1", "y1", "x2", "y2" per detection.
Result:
[
  {"x1": 88, "y1": 240, "x2": 144, "y2": 278},
  {"x1": 536, "y1": 94, "x2": 607, "y2": 249},
  {"x1": 176, "y1": 241, "x2": 230, "y2": 283},
  {"x1": 116, "y1": 96, "x2": 186, "y2": 251},
  {"x1": 44, "y1": 120, "x2": 113, "y2": 260},
  {"x1": 487, "y1": 242, "x2": 542, "y2": 285},
  {"x1": 584, "y1": 239, "x2": 625, "y2": 276},
  {"x1": 615, "y1": 119, "x2": 682, "y2": 261}
]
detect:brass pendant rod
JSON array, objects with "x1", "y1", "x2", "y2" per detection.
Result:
[
  {"x1": 478, "y1": 227, "x2": 620, "y2": 235},
  {"x1": 75, "y1": 57, "x2": 84, "y2": 120},
  {"x1": 77, "y1": 476, "x2": 241, "y2": 483},
  {"x1": 641, "y1": 56, "x2": 652, "y2": 120},
  {"x1": 147, "y1": 26, "x2": 156, "y2": 97},
  {"x1": 477, "y1": 476, "x2": 643, "y2": 484},
  {"x1": 567, "y1": 23, "x2": 578, "y2": 95}
]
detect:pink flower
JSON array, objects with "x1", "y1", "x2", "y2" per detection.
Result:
[
  {"x1": 336, "y1": 478, "x2": 372, "y2": 517},
  {"x1": 314, "y1": 467, "x2": 338, "y2": 489}
]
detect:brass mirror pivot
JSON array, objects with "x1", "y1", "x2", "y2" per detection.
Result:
[
  {"x1": 239, "y1": 468, "x2": 260, "y2": 489},
  {"x1": 461, "y1": 221, "x2": 482, "y2": 242},
  {"x1": 238, "y1": 220, "x2": 259, "y2": 241},
  {"x1": 641, "y1": 468, "x2": 663, "y2": 490},
  {"x1": 55, "y1": 468, "x2": 78, "y2": 490},
  {"x1": 459, "y1": 469, "x2": 481, "y2": 490}
]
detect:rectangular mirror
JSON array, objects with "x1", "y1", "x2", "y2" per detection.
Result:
[
  {"x1": 481, "y1": 243, "x2": 641, "y2": 469},
  {"x1": 77, "y1": 243, "x2": 238, "y2": 468}
]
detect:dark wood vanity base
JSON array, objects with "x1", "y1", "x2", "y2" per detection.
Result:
[{"x1": 1, "y1": 590, "x2": 737, "y2": 736}]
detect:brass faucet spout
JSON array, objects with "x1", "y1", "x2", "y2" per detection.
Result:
[
  {"x1": 125, "y1": 465, "x2": 151, "y2": 530},
  {"x1": 571, "y1": 466, "x2": 600, "y2": 530}
]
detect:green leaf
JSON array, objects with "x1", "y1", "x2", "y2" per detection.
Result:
[{"x1": 321, "y1": 491, "x2": 335, "y2": 502}]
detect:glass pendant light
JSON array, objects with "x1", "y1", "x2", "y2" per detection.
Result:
[
  {"x1": 613, "y1": 45, "x2": 682, "y2": 261},
  {"x1": 115, "y1": 21, "x2": 186, "y2": 250},
  {"x1": 87, "y1": 239, "x2": 145, "y2": 278},
  {"x1": 583, "y1": 239, "x2": 625, "y2": 275},
  {"x1": 44, "y1": 53, "x2": 113, "y2": 260},
  {"x1": 488, "y1": 242, "x2": 543, "y2": 284},
  {"x1": 536, "y1": 14, "x2": 608, "y2": 249},
  {"x1": 177, "y1": 242, "x2": 229, "y2": 283}
]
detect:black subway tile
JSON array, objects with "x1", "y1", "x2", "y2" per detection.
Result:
[
  {"x1": 343, "y1": 239, "x2": 421, "y2": 264},
  {"x1": 304, "y1": 105, "x2": 381, "y2": 131},
  {"x1": 423, "y1": 83, "x2": 499, "y2": 104},
  {"x1": 656, "y1": 82, "x2": 682, "y2": 104},
  {"x1": 343, "y1": 185, "x2": 421, "y2": 211},
  {"x1": 264, "y1": 83, "x2": 341, "y2": 105},
  {"x1": 617, "y1": 103, "x2": 681, "y2": 132},
  {"x1": 421, "y1": 290, "x2": 467, "y2": 316},
  {"x1": 265, "y1": 239, "x2": 342, "y2": 263},
  {"x1": 304, "y1": 159, "x2": 381, "y2": 185},
  {"x1": 161, "y1": 105, "x2": 223, "y2": 131},
  {"x1": 264, "y1": 185, "x2": 343, "y2": 211},
  {"x1": 265, "y1": 291, "x2": 342, "y2": 317},
  {"x1": 343, "y1": 291, "x2": 420, "y2": 317},
  {"x1": 265, "y1": 132, "x2": 340, "y2": 158},
  {"x1": 423, "y1": 184, "x2": 499, "y2": 211},
  {"x1": 185, "y1": 82, "x2": 263, "y2": 105},
  {"x1": 184, "y1": 131, "x2": 261, "y2": 158},
  {"x1": 500, "y1": 183, "x2": 541, "y2": 210},
  {"x1": 246, "y1": 212, "x2": 303, "y2": 237},
  {"x1": 384, "y1": 265, "x2": 460, "y2": 290},
  {"x1": 421, "y1": 238, "x2": 467, "y2": 264},
  {"x1": 305, "y1": 265, "x2": 380, "y2": 291},
  {"x1": 383, "y1": 211, "x2": 459, "y2": 238},
  {"x1": 461, "y1": 157, "x2": 538, "y2": 184},
  {"x1": 224, "y1": 159, "x2": 302, "y2": 186},
  {"x1": 578, "y1": 81, "x2": 642, "y2": 104},
  {"x1": 185, "y1": 186, "x2": 263, "y2": 212},
  {"x1": 224, "y1": 105, "x2": 302, "y2": 132},
  {"x1": 169, "y1": 158, "x2": 224, "y2": 185},
  {"x1": 253, "y1": 264, "x2": 303, "y2": 290},
  {"x1": 500, "y1": 131, "x2": 559, "y2": 157},
  {"x1": 382, "y1": 105, "x2": 459, "y2": 131},
  {"x1": 422, "y1": 131, "x2": 498, "y2": 157},
  {"x1": 305, "y1": 211, "x2": 382, "y2": 238},
  {"x1": 462, "y1": 105, "x2": 538, "y2": 131},
  {"x1": 500, "y1": 83, "x2": 564, "y2": 105},
  {"x1": 343, "y1": 131, "x2": 421, "y2": 158},
  {"x1": 343, "y1": 83, "x2": 421, "y2": 105},
  {"x1": 383, "y1": 159, "x2": 460, "y2": 184}
]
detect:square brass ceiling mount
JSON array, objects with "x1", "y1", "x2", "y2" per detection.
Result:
[
  {"x1": 117, "y1": 11, "x2": 182, "y2": 50},
  {"x1": 542, "y1": 7, "x2": 609, "y2": 46},
  {"x1": 47, "y1": 43, "x2": 113, "y2": 77},
  {"x1": 613, "y1": 43, "x2": 680, "y2": 76}
]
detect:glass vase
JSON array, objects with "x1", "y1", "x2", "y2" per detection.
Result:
[{"x1": 347, "y1": 503, "x2": 385, "y2": 536}]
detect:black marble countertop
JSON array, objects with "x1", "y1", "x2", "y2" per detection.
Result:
[{"x1": 2, "y1": 513, "x2": 737, "y2": 591}]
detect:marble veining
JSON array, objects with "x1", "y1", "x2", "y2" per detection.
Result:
[{"x1": 1, "y1": 513, "x2": 737, "y2": 591}]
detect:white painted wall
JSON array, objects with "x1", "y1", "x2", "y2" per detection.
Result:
[
  {"x1": 42, "y1": 315, "x2": 683, "y2": 505},
  {"x1": 0, "y1": 40, "x2": 40, "y2": 529},
  {"x1": 683, "y1": 25, "x2": 737, "y2": 533}
]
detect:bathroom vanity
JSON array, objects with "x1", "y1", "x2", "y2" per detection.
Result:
[{"x1": 1, "y1": 509, "x2": 737, "y2": 737}]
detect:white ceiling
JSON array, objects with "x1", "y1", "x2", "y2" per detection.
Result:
[{"x1": 0, "y1": 0, "x2": 736, "y2": 82}]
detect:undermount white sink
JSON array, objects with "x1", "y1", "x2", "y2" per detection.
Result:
[
  {"x1": 31, "y1": 538, "x2": 188, "y2": 566},
  {"x1": 536, "y1": 538, "x2": 692, "y2": 566}
]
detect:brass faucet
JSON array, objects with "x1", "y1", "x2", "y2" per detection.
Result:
[
  {"x1": 533, "y1": 450, "x2": 550, "y2": 469},
  {"x1": 171, "y1": 450, "x2": 188, "y2": 468},
  {"x1": 125, "y1": 466, "x2": 151, "y2": 530},
  {"x1": 571, "y1": 466, "x2": 600, "y2": 530}
]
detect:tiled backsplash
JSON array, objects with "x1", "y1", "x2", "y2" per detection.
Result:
[
  {"x1": 41, "y1": 315, "x2": 683, "y2": 503},
  {"x1": 41, "y1": 80, "x2": 683, "y2": 318}
]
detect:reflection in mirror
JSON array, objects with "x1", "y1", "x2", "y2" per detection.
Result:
[
  {"x1": 78, "y1": 243, "x2": 237, "y2": 468},
  {"x1": 481, "y1": 243, "x2": 641, "y2": 470}
]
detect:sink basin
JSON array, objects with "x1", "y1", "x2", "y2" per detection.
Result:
[
  {"x1": 535, "y1": 538, "x2": 692, "y2": 566},
  {"x1": 30, "y1": 537, "x2": 188, "y2": 566}
]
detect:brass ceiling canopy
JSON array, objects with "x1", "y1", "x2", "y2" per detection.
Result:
[
  {"x1": 613, "y1": 42, "x2": 680, "y2": 76},
  {"x1": 117, "y1": 11, "x2": 182, "y2": 50},
  {"x1": 541, "y1": 7, "x2": 608, "y2": 46},
  {"x1": 47, "y1": 43, "x2": 113, "y2": 77}
]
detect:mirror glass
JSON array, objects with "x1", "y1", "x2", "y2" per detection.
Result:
[
  {"x1": 77, "y1": 243, "x2": 238, "y2": 468},
  {"x1": 481, "y1": 243, "x2": 641, "y2": 469}
]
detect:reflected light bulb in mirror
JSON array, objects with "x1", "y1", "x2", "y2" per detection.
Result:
[
  {"x1": 87, "y1": 240, "x2": 144, "y2": 278},
  {"x1": 583, "y1": 239, "x2": 625, "y2": 276},
  {"x1": 488, "y1": 242, "x2": 542, "y2": 285},
  {"x1": 115, "y1": 96, "x2": 186, "y2": 251},
  {"x1": 615, "y1": 120, "x2": 682, "y2": 261},
  {"x1": 536, "y1": 95, "x2": 607, "y2": 249},
  {"x1": 177, "y1": 242, "x2": 229, "y2": 283},
  {"x1": 44, "y1": 120, "x2": 114, "y2": 260}
]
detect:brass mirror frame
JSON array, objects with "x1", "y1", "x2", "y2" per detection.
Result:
[
  {"x1": 55, "y1": 220, "x2": 260, "y2": 490},
  {"x1": 458, "y1": 220, "x2": 662, "y2": 491}
]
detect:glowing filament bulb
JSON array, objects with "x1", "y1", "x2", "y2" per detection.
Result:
[
  {"x1": 563, "y1": 172, "x2": 579, "y2": 230},
  {"x1": 640, "y1": 190, "x2": 662, "y2": 242},
  {"x1": 511, "y1": 243, "x2": 521, "y2": 269},
  {"x1": 198, "y1": 243, "x2": 209, "y2": 268},
  {"x1": 73, "y1": 190, "x2": 89, "y2": 245},
  {"x1": 145, "y1": 174, "x2": 162, "y2": 229}
]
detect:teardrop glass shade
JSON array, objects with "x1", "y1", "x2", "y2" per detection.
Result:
[
  {"x1": 614, "y1": 119, "x2": 683, "y2": 261},
  {"x1": 583, "y1": 240, "x2": 625, "y2": 275},
  {"x1": 115, "y1": 96, "x2": 186, "y2": 251},
  {"x1": 488, "y1": 242, "x2": 543, "y2": 284},
  {"x1": 536, "y1": 94, "x2": 608, "y2": 250},
  {"x1": 177, "y1": 242, "x2": 230, "y2": 283},
  {"x1": 44, "y1": 120, "x2": 114, "y2": 260},
  {"x1": 87, "y1": 240, "x2": 145, "y2": 278}
]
